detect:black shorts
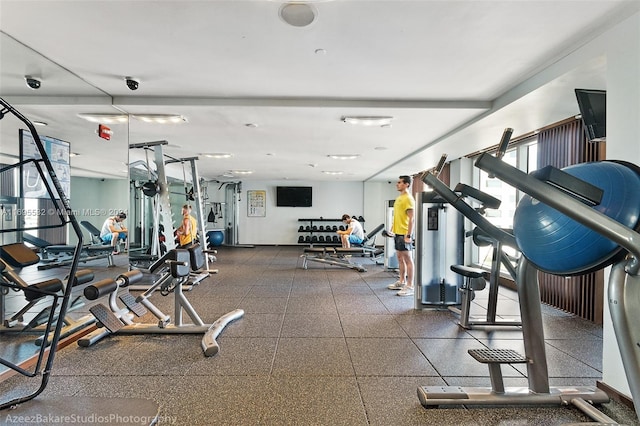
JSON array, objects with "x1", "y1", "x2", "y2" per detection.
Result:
[{"x1": 394, "y1": 235, "x2": 412, "y2": 251}]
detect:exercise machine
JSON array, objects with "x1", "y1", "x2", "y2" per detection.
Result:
[
  {"x1": 448, "y1": 225, "x2": 521, "y2": 329},
  {"x1": 417, "y1": 129, "x2": 627, "y2": 423},
  {"x1": 0, "y1": 97, "x2": 90, "y2": 411},
  {"x1": 0, "y1": 243, "x2": 96, "y2": 346},
  {"x1": 21, "y1": 232, "x2": 115, "y2": 270},
  {"x1": 414, "y1": 154, "x2": 466, "y2": 308},
  {"x1": 129, "y1": 142, "x2": 215, "y2": 273},
  {"x1": 79, "y1": 245, "x2": 243, "y2": 356},
  {"x1": 382, "y1": 200, "x2": 399, "y2": 270},
  {"x1": 475, "y1": 149, "x2": 640, "y2": 422},
  {"x1": 300, "y1": 224, "x2": 384, "y2": 272},
  {"x1": 424, "y1": 181, "x2": 522, "y2": 329},
  {"x1": 414, "y1": 190, "x2": 464, "y2": 307},
  {"x1": 220, "y1": 181, "x2": 254, "y2": 248}
]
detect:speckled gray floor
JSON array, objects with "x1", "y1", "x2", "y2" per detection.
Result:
[{"x1": 1, "y1": 246, "x2": 638, "y2": 425}]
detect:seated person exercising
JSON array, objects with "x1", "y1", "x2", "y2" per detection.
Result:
[
  {"x1": 176, "y1": 204, "x2": 198, "y2": 248},
  {"x1": 100, "y1": 212, "x2": 128, "y2": 255},
  {"x1": 336, "y1": 214, "x2": 365, "y2": 248}
]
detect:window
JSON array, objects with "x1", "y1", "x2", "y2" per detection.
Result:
[{"x1": 473, "y1": 141, "x2": 537, "y2": 268}]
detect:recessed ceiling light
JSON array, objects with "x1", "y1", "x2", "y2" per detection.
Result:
[
  {"x1": 328, "y1": 154, "x2": 360, "y2": 160},
  {"x1": 374, "y1": 146, "x2": 388, "y2": 150},
  {"x1": 69, "y1": 152, "x2": 79, "y2": 157},
  {"x1": 322, "y1": 171, "x2": 343, "y2": 175},
  {"x1": 132, "y1": 114, "x2": 187, "y2": 124},
  {"x1": 279, "y1": 3, "x2": 316, "y2": 27},
  {"x1": 201, "y1": 153, "x2": 233, "y2": 159},
  {"x1": 315, "y1": 48, "x2": 326, "y2": 55},
  {"x1": 245, "y1": 123, "x2": 258, "y2": 128},
  {"x1": 33, "y1": 121, "x2": 48, "y2": 126},
  {"x1": 229, "y1": 170, "x2": 253, "y2": 175},
  {"x1": 341, "y1": 116, "x2": 394, "y2": 127},
  {"x1": 77, "y1": 113, "x2": 129, "y2": 124}
]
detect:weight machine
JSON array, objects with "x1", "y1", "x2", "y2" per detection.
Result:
[
  {"x1": 0, "y1": 98, "x2": 89, "y2": 410},
  {"x1": 416, "y1": 129, "x2": 632, "y2": 424},
  {"x1": 129, "y1": 142, "x2": 215, "y2": 273}
]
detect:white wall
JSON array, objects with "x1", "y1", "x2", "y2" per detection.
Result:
[
  {"x1": 68, "y1": 177, "x2": 129, "y2": 244},
  {"x1": 601, "y1": 11, "x2": 640, "y2": 399},
  {"x1": 364, "y1": 180, "x2": 399, "y2": 234},
  {"x1": 229, "y1": 180, "x2": 365, "y2": 245}
]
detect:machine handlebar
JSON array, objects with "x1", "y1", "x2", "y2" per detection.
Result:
[
  {"x1": 421, "y1": 172, "x2": 517, "y2": 249},
  {"x1": 475, "y1": 152, "x2": 640, "y2": 275}
]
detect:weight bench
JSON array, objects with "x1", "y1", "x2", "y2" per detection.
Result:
[
  {"x1": 334, "y1": 223, "x2": 385, "y2": 258},
  {"x1": 80, "y1": 220, "x2": 104, "y2": 245},
  {"x1": 300, "y1": 247, "x2": 367, "y2": 272},
  {"x1": 0, "y1": 242, "x2": 97, "y2": 345},
  {"x1": 22, "y1": 233, "x2": 115, "y2": 270}
]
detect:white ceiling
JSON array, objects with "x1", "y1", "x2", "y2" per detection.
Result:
[{"x1": 0, "y1": 0, "x2": 637, "y2": 182}]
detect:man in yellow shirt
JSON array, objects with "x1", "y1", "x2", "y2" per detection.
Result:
[
  {"x1": 387, "y1": 175, "x2": 415, "y2": 296},
  {"x1": 176, "y1": 204, "x2": 198, "y2": 248}
]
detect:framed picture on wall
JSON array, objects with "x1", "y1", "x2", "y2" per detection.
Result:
[{"x1": 247, "y1": 190, "x2": 266, "y2": 217}]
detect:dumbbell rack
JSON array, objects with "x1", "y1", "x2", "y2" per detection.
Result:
[{"x1": 297, "y1": 218, "x2": 344, "y2": 246}]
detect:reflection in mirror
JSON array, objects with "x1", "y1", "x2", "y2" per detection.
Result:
[
  {"x1": 127, "y1": 139, "x2": 208, "y2": 269},
  {"x1": 0, "y1": 29, "x2": 130, "y2": 404}
]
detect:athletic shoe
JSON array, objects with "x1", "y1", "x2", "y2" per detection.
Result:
[
  {"x1": 397, "y1": 286, "x2": 414, "y2": 297},
  {"x1": 112, "y1": 250, "x2": 119, "y2": 255},
  {"x1": 387, "y1": 281, "x2": 405, "y2": 290}
]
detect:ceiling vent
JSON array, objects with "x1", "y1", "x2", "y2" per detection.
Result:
[{"x1": 279, "y1": 3, "x2": 316, "y2": 27}]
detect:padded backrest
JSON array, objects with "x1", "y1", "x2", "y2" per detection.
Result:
[
  {"x1": 0, "y1": 243, "x2": 40, "y2": 267},
  {"x1": 22, "y1": 233, "x2": 52, "y2": 249},
  {"x1": 81, "y1": 220, "x2": 106, "y2": 244},
  {"x1": 81, "y1": 220, "x2": 101, "y2": 236},
  {"x1": 187, "y1": 243, "x2": 205, "y2": 271},
  {"x1": 363, "y1": 223, "x2": 385, "y2": 246},
  {"x1": 169, "y1": 249, "x2": 190, "y2": 278}
]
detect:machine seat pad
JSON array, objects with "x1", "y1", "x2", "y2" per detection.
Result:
[
  {"x1": 450, "y1": 264, "x2": 489, "y2": 279},
  {"x1": 187, "y1": 244, "x2": 205, "y2": 271},
  {"x1": 0, "y1": 243, "x2": 40, "y2": 267},
  {"x1": 334, "y1": 247, "x2": 366, "y2": 254},
  {"x1": 24, "y1": 278, "x2": 64, "y2": 302},
  {"x1": 84, "y1": 245, "x2": 115, "y2": 253},
  {"x1": 303, "y1": 247, "x2": 327, "y2": 254},
  {"x1": 42, "y1": 245, "x2": 76, "y2": 253}
]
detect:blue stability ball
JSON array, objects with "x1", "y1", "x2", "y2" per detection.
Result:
[
  {"x1": 207, "y1": 230, "x2": 224, "y2": 247},
  {"x1": 513, "y1": 161, "x2": 640, "y2": 275}
]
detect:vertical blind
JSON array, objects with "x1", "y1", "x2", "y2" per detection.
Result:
[{"x1": 536, "y1": 118, "x2": 605, "y2": 323}]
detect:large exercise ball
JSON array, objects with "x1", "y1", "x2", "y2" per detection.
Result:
[
  {"x1": 207, "y1": 230, "x2": 225, "y2": 248},
  {"x1": 513, "y1": 161, "x2": 640, "y2": 275}
]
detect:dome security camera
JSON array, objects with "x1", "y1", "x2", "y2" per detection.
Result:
[
  {"x1": 125, "y1": 77, "x2": 139, "y2": 91},
  {"x1": 25, "y1": 76, "x2": 41, "y2": 90}
]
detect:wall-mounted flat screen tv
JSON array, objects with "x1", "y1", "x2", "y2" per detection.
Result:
[
  {"x1": 276, "y1": 186, "x2": 312, "y2": 207},
  {"x1": 575, "y1": 88, "x2": 606, "y2": 141}
]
